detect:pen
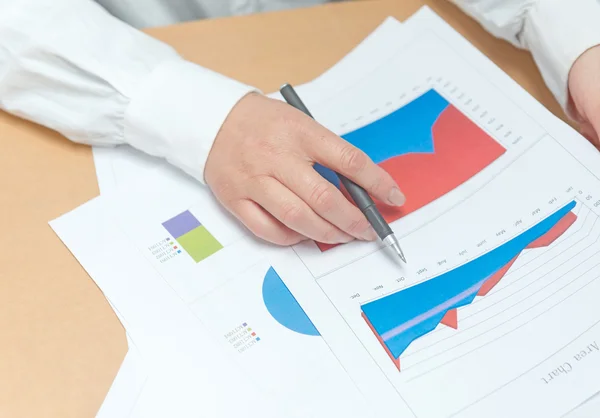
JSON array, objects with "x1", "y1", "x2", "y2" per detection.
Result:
[{"x1": 279, "y1": 83, "x2": 406, "y2": 263}]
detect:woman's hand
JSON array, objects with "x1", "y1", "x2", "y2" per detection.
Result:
[
  {"x1": 569, "y1": 45, "x2": 600, "y2": 146},
  {"x1": 204, "y1": 92, "x2": 405, "y2": 246}
]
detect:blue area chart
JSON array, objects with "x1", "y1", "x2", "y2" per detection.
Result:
[
  {"x1": 314, "y1": 89, "x2": 445, "y2": 187},
  {"x1": 262, "y1": 267, "x2": 320, "y2": 336},
  {"x1": 314, "y1": 89, "x2": 505, "y2": 251},
  {"x1": 361, "y1": 200, "x2": 577, "y2": 371}
]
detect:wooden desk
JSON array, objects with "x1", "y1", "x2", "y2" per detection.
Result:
[{"x1": 0, "y1": 1, "x2": 571, "y2": 416}]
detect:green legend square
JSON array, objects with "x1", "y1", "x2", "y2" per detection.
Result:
[
  {"x1": 176, "y1": 226, "x2": 223, "y2": 262},
  {"x1": 162, "y1": 210, "x2": 224, "y2": 263}
]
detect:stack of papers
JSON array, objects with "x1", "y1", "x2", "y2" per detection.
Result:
[{"x1": 52, "y1": 7, "x2": 600, "y2": 417}]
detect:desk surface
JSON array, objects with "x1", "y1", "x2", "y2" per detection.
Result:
[{"x1": 0, "y1": 1, "x2": 570, "y2": 416}]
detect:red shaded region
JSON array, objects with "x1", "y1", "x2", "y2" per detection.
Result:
[
  {"x1": 528, "y1": 211, "x2": 577, "y2": 248},
  {"x1": 440, "y1": 309, "x2": 458, "y2": 329},
  {"x1": 363, "y1": 209, "x2": 577, "y2": 372},
  {"x1": 362, "y1": 312, "x2": 401, "y2": 371},
  {"x1": 478, "y1": 256, "x2": 518, "y2": 296},
  {"x1": 478, "y1": 211, "x2": 578, "y2": 296},
  {"x1": 318, "y1": 105, "x2": 505, "y2": 251}
]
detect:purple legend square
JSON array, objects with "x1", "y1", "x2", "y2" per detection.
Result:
[
  {"x1": 162, "y1": 210, "x2": 201, "y2": 239},
  {"x1": 242, "y1": 322, "x2": 247, "y2": 327}
]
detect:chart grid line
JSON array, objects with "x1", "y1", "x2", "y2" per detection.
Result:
[
  {"x1": 405, "y1": 268, "x2": 600, "y2": 380},
  {"x1": 449, "y1": 318, "x2": 600, "y2": 417},
  {"x1": 404, "y1": 244, "x2": 600, "y2": 363}
]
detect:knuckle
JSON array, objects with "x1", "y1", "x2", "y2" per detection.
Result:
[
  {"x1": 209, "y1": 175, "x2": 242, "y2": 204},
  {"x1": 237, "y1": 158, "x2": 257, "y2": 179},
  {"x1": 320, "y1": 227, "x2": 340, "y2": 243},
  {"x1": 279, "y1": 114, "x2": 308, "y2": 139},
  {"x1": 280, "y1": 113, "x2": 303, "y2": 131},
  {"x1": 253, "y1": 136, "x2": 281, "y2": 161},
  {"x1": 269, "y1": 118, "x2": 311, "y2": 155},
  {"x1": 339, "y1": 145, "x2": 368, "y2": 175},
  {"x1": 251, "y1": 173, "x2": 270, "y2": 189},
  {"x1": 209, "y1": 177, "x2": 231, "y2": 198},
  {"x1": 309, "y1": 181, "x2": 335, "y2": 211},
  {"x1": 346, "y1": 217, "x2": 370, "y2": 235},
  {"x1": 246, "y1": 174, "x2": 269, "y2": 198},
  {"x1": 368, "y1": 172, "x2": 389, "y2": 196},
  {"x1": 280, "y1": 202, "x2": 303, "y2": 225}
]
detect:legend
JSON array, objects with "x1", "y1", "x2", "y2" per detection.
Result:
[
  {"x1": 225, "y1": 322, "x2": 261, "y2": 354},
  {"x1": 148, "y1": 237, "x2": 181, "y2": 263}
]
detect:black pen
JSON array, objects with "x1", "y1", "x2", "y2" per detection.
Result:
[{"x1": 279, "y1": 83, "x2": 406, "y2": 263}]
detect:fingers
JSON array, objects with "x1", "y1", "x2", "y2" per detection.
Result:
[
  {"x1": 249, "y1": 176, "x2": 354, "y2": 244},
  {"x1": 230, "y1": 199, "x2": 305, "y2": 246},
  {"x1": 304, "y1": 128, "x2": 406, "y2": 206},
  {"x1": 276, "y1": 161, "x2": 377, "y2": 241}
]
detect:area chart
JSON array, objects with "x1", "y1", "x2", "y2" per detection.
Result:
[
  {"x1": 316, "y1": 89, "x2": 505, "y2": 251},
  {"x1": 361, "y1": 200, "x2": 577, "y2": 371}
]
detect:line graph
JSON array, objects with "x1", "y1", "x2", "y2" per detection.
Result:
[{"x1": 361, "y1": 200, "x2": 577, "y2": 371}]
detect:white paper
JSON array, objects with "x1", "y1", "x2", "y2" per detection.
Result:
[
  {"x1": 88, "y1": 17, "x2": 410, "y2": 417},
  {"x1": 273, "y1": 7, "x2": 600, "y2": 417},
  {"x1": 62, "y1": 7, "x2": 600, "y2": 417},
  {"x1": 92, "y1": 146, "x2": 117, "y2": 195},
  {"x1": 566, "y1": 392, "x2": 600, "y2": 417},
  {"x1": 52, "y1": 196, "x2": 296, "y2": 418},
  {"x1": 95, "y1": 344, "x2": 147, "y2": 418}
]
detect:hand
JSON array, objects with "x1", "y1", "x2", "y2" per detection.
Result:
[
  {"x1": 204, "y1": 92, "x2": 406, "y2": 246},
  {"x1": 568, "y1": 45, "x2": 600, "y2": 146}
]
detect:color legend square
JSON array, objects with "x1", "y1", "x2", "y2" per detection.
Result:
[{"x1": 162, "y1": 210, "x2": 223, "y2": 262}]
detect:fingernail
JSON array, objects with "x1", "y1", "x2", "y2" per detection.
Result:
[
  {"x1": 360, "y1": 227, "x2": 377, "y2": 241},
  {"x1": 388, "y1": 187, "x2": 406, "y2": 206}
]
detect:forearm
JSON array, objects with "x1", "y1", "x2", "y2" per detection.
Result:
[
  {"x1": 451, "y1": 0, "x2": 600, "y2": 111},
  {"x1": 0, "y1": 0, "x2": 257, "y2": 183}
]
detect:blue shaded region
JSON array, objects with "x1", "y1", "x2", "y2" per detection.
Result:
[
  {"x1": 314, "y1": 89, "x2": 449, "y2": 188},
  {"x1": 362, "y1": 200, "x2": 576, "y2": 360},
  {"x1": 262, "y1": 267, "x2": 320, "y2": 336}
]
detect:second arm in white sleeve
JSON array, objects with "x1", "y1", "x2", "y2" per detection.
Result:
[
  {"x1": 451, "y1": 0, "x2": 600, "y2": 112},
  {"x1": 0, "y1": 0, "x2": 257, "y2": 183}
]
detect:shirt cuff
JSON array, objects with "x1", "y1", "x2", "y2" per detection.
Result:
[
  {"x1": 124, "y1": 59, "x2": 258, "y2": 184},
  {"x1": 522, "y1": 0, "x2": 600, "y2": 112}
]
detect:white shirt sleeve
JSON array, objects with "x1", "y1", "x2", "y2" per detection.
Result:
[
  {"x1": 452, "y1": 0, "x2": 600, "y2": 114},
  {"x1": 0, "y1": 0, "x2": 257, "y2": 183}
]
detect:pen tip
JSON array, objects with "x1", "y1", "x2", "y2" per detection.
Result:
[
  {"x1": 384, "y1": 234, "x2": 406, "y2": 264},
  {"x1": 391, "y1": 242, "x2": 406, "y2": 264}
]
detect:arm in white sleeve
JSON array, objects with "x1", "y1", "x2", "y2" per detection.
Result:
[
  {"x1": 0, "y1": 0, "x2": 257, "y2": 183},
  {"x1": 451, "y1": 0, "x2": 600, "y2": 113}
]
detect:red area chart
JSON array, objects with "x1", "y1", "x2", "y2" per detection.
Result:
[{"x1": 316, "y1": 90, "x2": 505, "y2": 251}]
